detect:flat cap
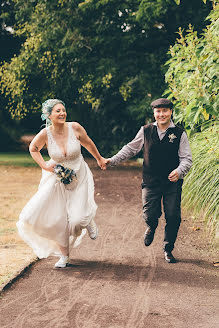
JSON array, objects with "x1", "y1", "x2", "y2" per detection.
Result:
[{"x1": 151, "y1": 98, "x2": 173, "y2": 109}]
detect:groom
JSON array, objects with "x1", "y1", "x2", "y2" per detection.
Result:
[{"x1": 105, "y1": 98, "x2": 192, "y2": 263}]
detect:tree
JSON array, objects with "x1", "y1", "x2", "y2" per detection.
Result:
[
  {"x1": 0, "y1": 0, "x2": 25, "y2": 150},
  {"x1": 0, "y1": 0, "x2": 213, "y2": 153}
]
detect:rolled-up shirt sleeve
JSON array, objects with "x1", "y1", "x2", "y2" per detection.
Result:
[
  {"x1": 176, "y1": 132, "x2": 193, "y2": 179},
  {"x1": 110, "y1": 127, "x2": 144, "y2": 166}
]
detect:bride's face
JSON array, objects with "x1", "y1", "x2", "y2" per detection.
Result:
[{"x1": 49, "y1": 103, "x2": 67, "y2": 124}]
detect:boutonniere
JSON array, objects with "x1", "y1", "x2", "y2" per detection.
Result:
[{"x1": 168, "y1": 133, "x2": 177, "y2": 143}]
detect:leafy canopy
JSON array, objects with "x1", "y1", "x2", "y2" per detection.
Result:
[{"x1": 0, "y1": 0, "x2": 212, "y2": 118}]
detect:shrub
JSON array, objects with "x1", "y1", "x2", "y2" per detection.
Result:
[
  {"x1": 164, "y1": 3, "x2": 219, "y2": 132},
  {"x1": 182, "y1": 121, "x2": 219, "y2": 238}
]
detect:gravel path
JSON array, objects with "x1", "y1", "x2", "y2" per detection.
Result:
[{"x1": 0, "y1": 166, "x2": 218, "y2": 328}]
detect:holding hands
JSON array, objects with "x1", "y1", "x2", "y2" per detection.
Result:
[
  {"x1": 97, "y1": 157, "x2": 111, "y2": 170},
  {"x1": 98, "y1": 159, "x2": 180, "y2": 184}
]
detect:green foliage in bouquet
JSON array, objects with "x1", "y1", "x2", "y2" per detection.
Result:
[
  {"x1": 164, "y1": 3, "x2": 219, "y2": 133},
  {"x1": 182, "y1": 121, "x2": 219, "y2": 238}
]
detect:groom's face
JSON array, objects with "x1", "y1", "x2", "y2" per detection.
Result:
[{"x1": 153, "y1": 107, "x2": 172, "y2": 126}]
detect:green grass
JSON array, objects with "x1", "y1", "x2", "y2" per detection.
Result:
[
  {"x1": 182, "y1": 121, "x2": 219, "y2": 240},
  {"x1": 0, "y1": 152, "x2": 49, "y2": 167}
]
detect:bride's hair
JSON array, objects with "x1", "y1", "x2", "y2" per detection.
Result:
[{"x1": 41, "y1": 99, "x2": 66, "y2": 127}]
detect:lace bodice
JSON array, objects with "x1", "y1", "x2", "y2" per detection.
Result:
[{"x1": 46, "y1": 123, "x2": 83, "y2": 169}]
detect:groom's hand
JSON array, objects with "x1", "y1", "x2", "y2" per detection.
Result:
[
  {"x1": 168, "y1": 169, "x2": 179, "y2": 182},
  {"x1": 105, "y1": 158, "x2": 111, "y2": 166},
  {"x1": 103, "y1": 158, "x2": 111, "y2": 169}
]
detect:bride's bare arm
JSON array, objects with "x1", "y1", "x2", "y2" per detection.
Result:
[
  {"x1": 29, "y1": 129, "x2": 55, "y2": 172},
  {"x1": 72, "y1": 122, "x2": 106, "y2": 170}
]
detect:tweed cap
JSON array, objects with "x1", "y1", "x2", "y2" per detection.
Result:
[{"x1": 151, "y1": 98, "x2": 173, "y2": 109}]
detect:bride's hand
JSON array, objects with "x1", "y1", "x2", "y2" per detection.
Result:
[
  {"x1": 43, "y1": 163, "x2": 56, "y2": 173},
  {"x1": 97, "y1": 157, "x2": 107, "y2": 170}
]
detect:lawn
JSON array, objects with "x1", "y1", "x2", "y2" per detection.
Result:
[
  {"x1": 0, "y1": 165, "x2": 41, "y2": 289},
  {"x1": 0, "y1": 152, "x2": 49, "y2": 167}
]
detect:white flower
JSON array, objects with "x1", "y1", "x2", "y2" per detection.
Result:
[{"x1": 168, "y1": 133, "x2": 177, "y2": 143}]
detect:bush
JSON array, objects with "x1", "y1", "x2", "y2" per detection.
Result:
[
  {"x1": 164, "y1": 4, "x2": 219, "y2": 132},
  {"x1": 182, "y1": 121, "x2": 219, "y2": 238}
]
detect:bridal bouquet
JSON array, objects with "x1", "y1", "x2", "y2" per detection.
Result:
[{"x1": 53, "y1": 164, "x2": 77, "y2": 185}]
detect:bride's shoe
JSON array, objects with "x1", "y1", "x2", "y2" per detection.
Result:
[
  {"x1": 54, "y1": 255, "x2": 69, "y2": 268},
  {"x1": 86, "y1": 219, "x2": 98, "y2": 240}
]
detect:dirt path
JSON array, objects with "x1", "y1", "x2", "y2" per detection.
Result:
[{"x1": 0, "y1": 166, "x2": 218, "y2": 328}]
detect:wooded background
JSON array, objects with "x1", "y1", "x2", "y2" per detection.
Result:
[
  {"x1": 0, "y1": 0, "x2": 218, "y2": 238},
  {"x1": 0, "y1": 0, "x2": 217, "y2": 152}
]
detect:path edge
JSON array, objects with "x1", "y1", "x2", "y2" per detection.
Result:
[{"x1": 0, "y1": 257, "x2": 39, "y2": 295}]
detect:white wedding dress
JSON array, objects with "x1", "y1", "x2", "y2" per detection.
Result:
[{"x1": 17, "y1": 123, "x2": 97, "y2": 258}]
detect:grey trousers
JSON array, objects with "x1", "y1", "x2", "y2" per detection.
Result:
[{"x1": 142, "y1": 179, "x2": 183, "y2": 252}]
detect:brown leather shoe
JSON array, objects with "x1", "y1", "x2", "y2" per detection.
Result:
[
  {"x1": 164, "y1": 251, "x2": 176, "y2": 263},
  {"x1": 144, "y1": 228, "x2": 155, "y2": 246}
]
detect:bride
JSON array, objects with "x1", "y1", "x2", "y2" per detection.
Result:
[{"x1": 17, "y1": 99, "x2": 106, "y2": 268}]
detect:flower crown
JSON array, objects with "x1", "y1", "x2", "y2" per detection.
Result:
[{"x1": 41, "y1": 99, "x2": 65, "y2": 126}]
